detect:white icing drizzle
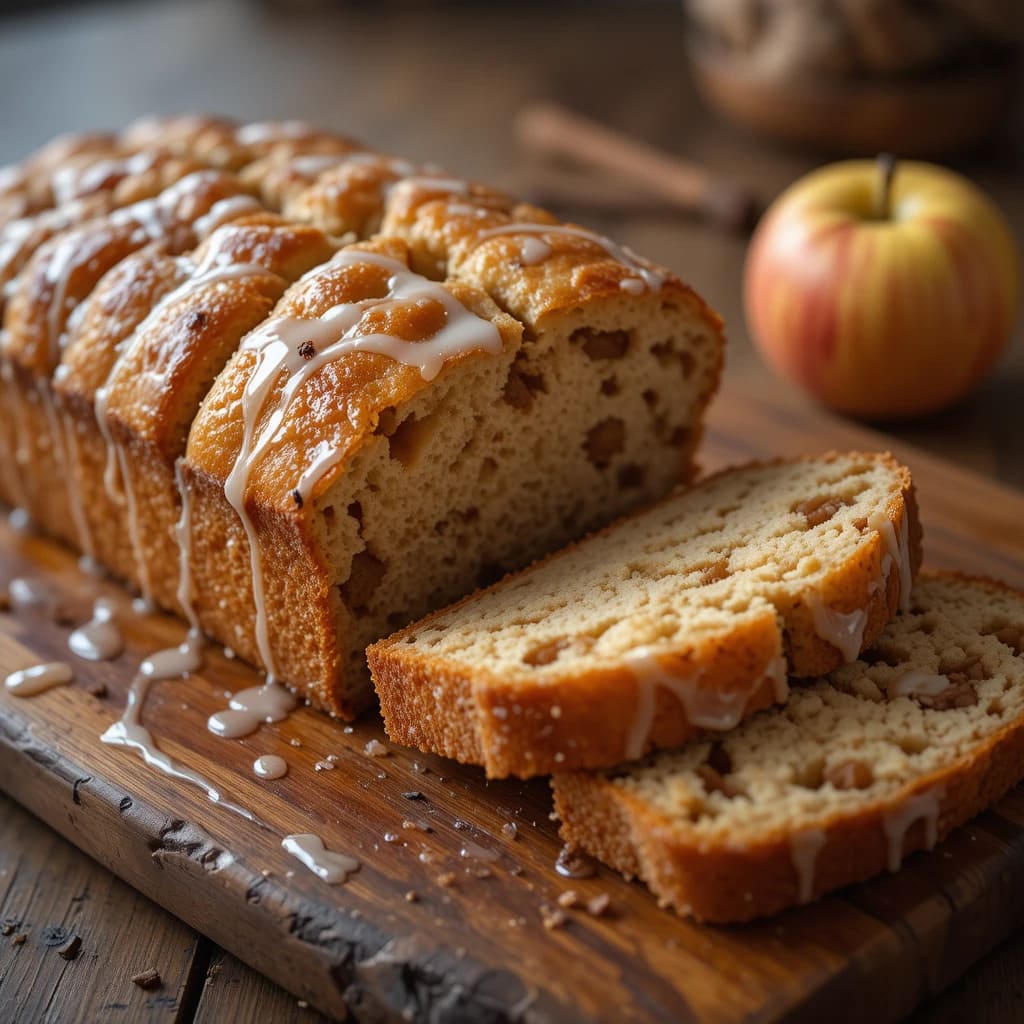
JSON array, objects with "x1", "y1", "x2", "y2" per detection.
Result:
[
  {"x1": 236, "y1": 120, "x2": 319, "y2": 145},
  {"x1": 51, "y1": 149, "x2": 160, "y2": 206},
  {"x1": 101, "y1": 668, "x2": 258, "y2": 823},
  {"x1": 806, "y1": 594, "x2": 869, "y2": 662},
  {"x1": 5, "y1": 661, "x2": 73, "y2": 696},
  {"x1": 113, "y1": 441, "x2": 155, "y2": 601},
  {"x1": 60, "y1": 409, "x2": 98, "y2": 560},
  {"x1": 9, "y1": 576, "x2": 52, "y2": 608},
  {"x1": 518, "y1": 237, "x2": 551, "y2": 266},
  {"x1": 282, "y1": 833, "x2": 360, "y2": 884},
  {"x1": 45, "y1": 171, "x2": 222, "y2": 363},
  {"x1": 207, "y1": 683, "x2": 297, "y2": 739},
  {"x1": 336, "y1": 151, "x2": 417, "y2": 177},
  {"x1": 889, "y1": 669, "x2": 950, "y2": 699},
  {"x1": 253, "y1": 754, "x2": 288, "y2": 780},
  {"x1": 882, "y1": 787, "x2": 943, "y2": 872},
  {"x1": 224, "y1": 250, "x2": 503, "y2": 677},
  {"x1": 619, "y1": 277, "x2": 647, "y2": 295},
  {"x1": 624, "y1": 644, "x2": 782, "y2": 760},
  {"x1": 140, "y1": 629, "x2": 203, "y2": 679},
  {"x1": 475, "y1": 223, "x2": 665, "y2": 292},
  {"x1": 868, "y1": 509, "x2": 913, "y2": 614},
  {"x1": 789, "y1": 829, "x2": 826, "y2": 904},
  {"x1": 173, "y1": 458, "x2": 200, "y2": 631},
  {"x1": 193, "y1": 195, "x2": 263, "y2": 238},
  {"x1": 7, "y1": 507, "x2": 31, "y2": 532},
  {"x1": 68, "y1": 598, "x2": 123, "y2": 661}
]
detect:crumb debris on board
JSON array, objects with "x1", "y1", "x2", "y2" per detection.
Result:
[
  {"x1": 11, "y1": 933, "x2": 27, "y2": 946},
  {"x1": 57, "y1": 935, "x2": 82, "y2": 960},
  {"x1": 131, "y1": 968, "x2": 162, "y2": 990},
  {"x1": 557, "y1": 890, "x2": 581, "y2": 909},
  {"x1": 586, "y1": 894, "x2": 612, "y2": 918},
  {"x1": 364, "y1": 739, "x2": 389, "y2": 757}
]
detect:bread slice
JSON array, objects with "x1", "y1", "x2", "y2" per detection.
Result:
[
  {"x1": 54, "y1": 213, "x2": 338, "y2": 607},
  {"x1": 368, "y1": 453, "x2": 921, "y2": 777},
  {"x1": 552, "y1": 573, "x2": 1024, "y2": 923},
  {"x1": 182, "y1": 237, "x2": 525, "y2": 716}
]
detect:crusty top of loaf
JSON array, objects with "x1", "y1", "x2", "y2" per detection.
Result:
[
  {"x1": 4, "y1": 170, "x2": 252, "y2": 377},
  {"x1": 185, "y1": 235, "x2": 523, "y2": 512}
]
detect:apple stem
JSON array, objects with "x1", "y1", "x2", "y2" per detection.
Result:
[{"x1": 875, "y1": 153, "x2": 897, "y2": 220}]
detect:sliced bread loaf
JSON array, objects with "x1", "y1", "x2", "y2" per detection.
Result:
[
  {"x1": 552, "y1": 573, "x2": 1024, "y2": 922},
  {"x1": 368, "y1": 453, "x2": 921, "y2": 777}
]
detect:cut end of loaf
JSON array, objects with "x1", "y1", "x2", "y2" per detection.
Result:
[
  {"x1": 370, "y1": 452, "x2": 920, "y2": 776},
  {"x1": 553, "y1": 573, "x2": 1024, "y2": 923}
]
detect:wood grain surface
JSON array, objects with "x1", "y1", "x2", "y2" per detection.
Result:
[{"x1": 0, "y1": 383, "x2": 1022, "y2": 1023}]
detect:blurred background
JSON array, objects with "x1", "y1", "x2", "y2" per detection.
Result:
[{"x1": 1, "y1": 0, "x2": 1021, "y2": 480}]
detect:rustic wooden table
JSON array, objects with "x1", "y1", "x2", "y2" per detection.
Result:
[{"x1": 0, "y1": 1, "x2": 1021, "y2": 1020}]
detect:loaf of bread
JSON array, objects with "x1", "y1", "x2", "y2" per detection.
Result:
[
  {"x1": 368, "y1": 453, "x2": 920, "y2": 776},
  {"x1": 0, "y1": 118, "x2": 725, "y2": 720},
  {"x1": 552, "y1": 573, "x2": 1024, "y2": 922}
]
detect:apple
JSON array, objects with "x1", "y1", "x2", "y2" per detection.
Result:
[{"x1": 744, "y1": 156, "x2": 1019, "y2": 420}]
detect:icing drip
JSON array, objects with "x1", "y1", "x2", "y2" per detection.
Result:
[
  {"x1": 476, "y1": 223, "x2": 665, "y2": 292},
  {"x1": 868, "y1": 509, "x2": 913, "y2": 613},
  {"x1": 806, "y1": 594, "x2": 869, "y2": 662},
  {"x1": 789, "y1": 829, "x2": 826, "y2": 905},
  {"x1": 253, "y1": 754, "x2": 288, "y2": 780},
  {"x1": 9, "y1": 577, "x2": 52, "y2": 608},
  {"x1": 173, "y1": 459, "x2": 200, "y2": 631},
  {"x1": 68, "y1": 598, "x2": 123, "y2": 661},
  {"x1": 224, "y1": 250, "x2": 503, "y2": 677},
  {"x1": 140, "y1": 629, "x2": 203, "y2": 680},
  {"x1": 193, "y1": 195, "x2": 263, "y2": 238},
  {"x1": 207, "y1": 683, "x2": 297, "y2": 739},
  {"x1": 7, "y1": 507, "x2": 31, "y2": 532},
  {"x1": 619, "y1": 278, "x2": 647, "y2": 295},
  {"x1": 282, "y1": 834, "x2": 360, "y2": 884},
  {"x1": 61, "y1": 412, "x2": 98, "y2": 560},
  {"x1": 889, "y1": 669, "x2": 950, "y2": 699},
  {"x1": 882, "y1": 787, "x2": 943, "y2": 872},
  {"x1": 101, "y1": 668, "x2": 258, "y2": 823},
  {"x1": 518, "y1": 237, "x2": 551, "y2": 266},
  {"x1": 624, "y1": 644, "x2": 785, "y2": 760},
  {"x1": 5, "y1": 661, "x2": 73, "y2": 696}
]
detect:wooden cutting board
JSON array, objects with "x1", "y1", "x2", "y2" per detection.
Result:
[{"x1": 2, "y1": 382, "x2": 1023, "y2": 1024}]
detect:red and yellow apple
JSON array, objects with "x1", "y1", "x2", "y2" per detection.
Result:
[{"x1": 744, "y1": 157, "x2": 1019, "y2": 419}]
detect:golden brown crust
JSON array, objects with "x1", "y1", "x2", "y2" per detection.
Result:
[
  {"x1": 551, "y1": 575, "x2": 1024, "y2": 923},
  {"x1": 368, "y1": 452, "x2": 920, "y2": 778}
]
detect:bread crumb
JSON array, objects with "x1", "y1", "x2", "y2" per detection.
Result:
[
  {"x1": 57, "y1": 935, "x2": 82, "y2": 960},
  {"x1": 437, "y1": 872, "x2": 457, "y2": 888},
  {"x1": 364, "y1": 739, "x2": 389, "y2": 757},
  {"x1": 557, "y1": 890, "x2": 581, "y2": 909},
  {"x1": 404, "y1": 890, "x2": 419, "y2": 903},
  {"x1": 540, "y1": 904, "x2": 567, "y2": 930},
  {"x1": 131, "y1": 968, "x2": 162, "y2": 990},
  {"x1": 586, "y1": 893, "x2": 612, "y2": 917}
]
